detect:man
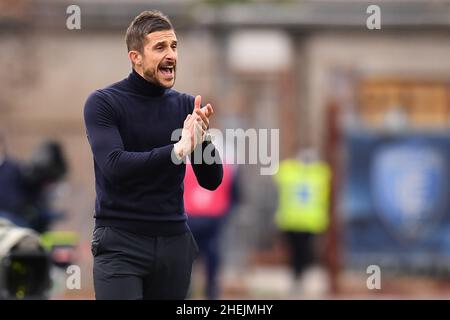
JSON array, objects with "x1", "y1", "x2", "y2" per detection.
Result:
[
  {"x1": 273, "y1": 148, "x2": 330, "y2": 296},
  {"x1": 0, "y1": 133, "x2": 28, "y2": 227},
  {"x1": 83, "y1": 10, "x2": 223, "y2": 300},
  {"x1": 0, "y1": 135, "x2": 67, "y2": 232},
  {"x1": 185, "y1": 162, "x2": 240, "y2": 299}
]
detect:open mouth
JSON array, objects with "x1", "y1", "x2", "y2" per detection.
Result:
[{"x1": 158, "y1": 65, "x2": 175, "y2": 79}]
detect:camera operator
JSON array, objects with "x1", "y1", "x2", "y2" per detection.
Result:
[{"x1": 0, "y1": 134, "x2": 68, "y2": 233}]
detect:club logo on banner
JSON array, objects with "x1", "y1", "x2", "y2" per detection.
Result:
[{"x1": 371, "y1": 143, "x2": 449, "y2": 241}]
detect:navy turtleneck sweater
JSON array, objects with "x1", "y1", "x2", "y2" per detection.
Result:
[{"x1": 83, "y1": 69, "x2": 223, "y2": 236}]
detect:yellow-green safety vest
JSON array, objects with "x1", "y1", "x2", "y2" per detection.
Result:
[{"x1": 274, "y1": 159, "x2": 331, "y2": 233}]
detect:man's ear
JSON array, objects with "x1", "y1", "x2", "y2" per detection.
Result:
[{"x1": 128, "y1": 50, "x2": 142, "y2": 66}]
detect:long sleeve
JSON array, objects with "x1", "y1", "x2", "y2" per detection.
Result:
[
  {"x1": 190, "y1": 141, "x2": 223, "y2": 190},
  {"x1": 83, "y1": 92, "x2": 174, "y2": 185}
]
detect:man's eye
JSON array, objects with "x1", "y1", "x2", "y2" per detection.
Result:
[{"x1": 171, "y1": 45, "x2": 177, "y2": 49}]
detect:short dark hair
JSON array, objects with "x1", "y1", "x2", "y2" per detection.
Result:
[{"x1": 125, "y1": 10, "x2": 173, "y2": 53}]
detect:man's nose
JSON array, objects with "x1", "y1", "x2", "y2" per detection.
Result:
[{"x1": 166, "y1": 48, "x2": 176, "y2": 61}]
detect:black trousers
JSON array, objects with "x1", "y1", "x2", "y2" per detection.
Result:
[
  {"x1": 91, "y1": 226, "x2": 199, "y2": 300},
  {"x1": 283, "y1": 231, "x2": 315, "y2": 278}
]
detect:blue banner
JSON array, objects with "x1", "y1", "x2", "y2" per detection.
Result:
[{"x1": 342, "y1": 131, "x2": 450, "y2": 276}]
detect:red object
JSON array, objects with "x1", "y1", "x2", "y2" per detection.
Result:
[{"x1": 184, "y1": 163, "x2": 233, "y2": 217}]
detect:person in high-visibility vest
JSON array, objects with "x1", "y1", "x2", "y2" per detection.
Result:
[
  {"x1": 273, "y1": 155, "x2": 331, "y2": 283},
  {"x1": 185, "y1": 162, "x2": 240, "y2": 299}
]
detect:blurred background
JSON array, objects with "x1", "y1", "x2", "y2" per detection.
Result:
[{"x1": 2, "y1": 0, "x2": 450, "y2": 299}]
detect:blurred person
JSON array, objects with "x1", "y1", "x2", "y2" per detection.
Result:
[
  {"x1": 0, "y1": 136, "x2": 68, "y2": 233},
  {"x1": 0, "y1": 136, "x2": 69, "y2": 299},
  {"x1": 22, "y1": 140, "x2": 68, "y2": 233},
  {"x1": 273, "y1": 148, "x2": 331, "y2": 296},
  {"x1": 84, "y1": 10, "x2": 223, "y2": 300},
  {"x1": 0, "y1": 132, "x2": 29, "y2": 228},
  {"x1": 185, "y1": 162, "x2": 240, "y2": 299}
]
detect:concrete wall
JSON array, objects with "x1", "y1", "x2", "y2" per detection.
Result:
[{"x1": 304, "y1": 31, "x2": 450, "y2": 152}]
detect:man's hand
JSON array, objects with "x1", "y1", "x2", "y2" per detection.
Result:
[
  {"x1": 173, "y1": 95, "x2": 214, "y2": 160},
  {"x1": 174, "y1": 113, "x2": 205, "y2": 160},
  {"x1": 193, "y1": 95, "x2": 214, "y2": 130}
]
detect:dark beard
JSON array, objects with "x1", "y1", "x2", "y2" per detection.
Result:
[
  {"x1": 143, "y1": 68, "x2": 161, "y2": 86},
  {"x1": 143, "y1": 67, "x2": 175, "y2": 89}
]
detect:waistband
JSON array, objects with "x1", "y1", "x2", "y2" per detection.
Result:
[{"x1": 95, "y1": 218, "x2": 188, "y2": 237}]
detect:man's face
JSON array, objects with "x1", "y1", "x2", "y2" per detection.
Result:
[{"x1": 139, "y1": 29, "x2": 178, "y2": 88}]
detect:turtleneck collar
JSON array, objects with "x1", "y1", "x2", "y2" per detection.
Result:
[{"x1": 127, "y1": 68, "x2": 167, "y2": 97}]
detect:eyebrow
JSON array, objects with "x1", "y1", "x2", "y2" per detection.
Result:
[{"x1": 153, "y1": 40, "x2": 178, "y2": 47}]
